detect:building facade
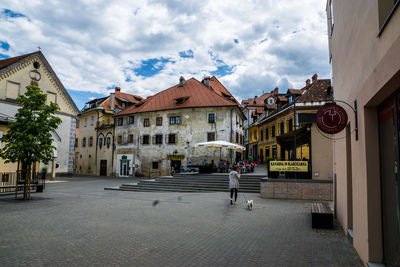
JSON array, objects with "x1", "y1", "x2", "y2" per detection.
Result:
[
  {"x1": 74, "y1": 87, "x2": 142, "y2": 176},
  {"x1": 327, "y1": 0, "x2": 400, "y2": 265},
  {"x1": 114, "y1": 76, "x2": 245, "y2": 177},
  {"x1": 0, "y1": 51, "x2": 78, "y2": 177}
]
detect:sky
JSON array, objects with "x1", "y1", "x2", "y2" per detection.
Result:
[{"x1": 0, "y1": 0, "x2": 331, "y2": 110}]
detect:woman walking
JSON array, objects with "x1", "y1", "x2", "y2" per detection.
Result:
[{"x1": 229, "y1": 166, "x2": 240, "y2": 205}]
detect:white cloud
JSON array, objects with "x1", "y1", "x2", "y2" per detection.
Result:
[{"x1": 0, "y1": 0, "x2": 331, "y2": 103}]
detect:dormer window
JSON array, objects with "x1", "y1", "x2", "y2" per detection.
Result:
[
  {"x1": 175, "y1": 96, "x2": 189, "y2": 104},
  {"x1": 267, "y1": 97, "x2": 274, "y2": 105}
]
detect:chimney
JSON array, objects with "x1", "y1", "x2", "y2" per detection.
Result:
[
  {"x1": 312, "y1": 74, "x2": 318, "y2": 83},
  {"x1": 306, "y1": 79, "x2": 310, "y2": 86},
  {"x1": 202, "y1": 76, "x2": 210, "y2": 88},
  {"x1": 179, "y1": 76, "x2": 186, "y2": 87},
  {"x1": 110, "y1": 93, "x2": 115, "y2": 110},
  {"x1": 115, "y1": 86, "x2": 121, "y2": 92},
  {"x1": 274, "y1": 87, "x2": 279, "y2": 95},
  {"x1": 253, "y1": 96, "x2": 257, "y2": 104}
]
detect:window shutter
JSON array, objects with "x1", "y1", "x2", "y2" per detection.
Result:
[
  {"x1": 165, "y1": 134, "x2": 169, "y2": 144},
  {"x1": 140, "y1": 135, "x2": 143, "y2": 144},
  {"x1": 175, "y1": 134, "x2": 178, "y2": 144},
  {"x1": 152, "y1": 135, "x2": 156, "y2": 144}
]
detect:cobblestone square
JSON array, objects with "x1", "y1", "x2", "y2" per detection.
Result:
[{"x1": 0, "y1": 176, "x2": 362, "y2": 266}]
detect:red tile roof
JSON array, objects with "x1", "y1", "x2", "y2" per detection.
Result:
[
  {"x1": 242, "y1": 92, "x2": 272, "y2": 106},
  {"x1": 100, "y1": 91, "x2": 143, "y2": 111},
  {"x1": 296, "y1": 79, "x2": 332, "y2": 103},
  {"x1": 116, "y1": 77, "x2": 239, "y2": 116},
  {"x1": 209, "y1": 76, "x2": 240, "y2": 105},
  {"x1": 287, "y1": 89, "x2": 302, "y2": 95},
  {"x1": 0, "y1": 53, "x2": 35, "y2": 70}
]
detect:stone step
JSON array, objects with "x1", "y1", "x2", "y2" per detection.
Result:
[
  {"x1": 136, "y1": 180, "x2": 260, "y2": 185},
  {"x1": 120, "y1": 184, "x2": 260, "y2": 193},
  {"x1": 116, "y1": 185, "x2": 259, "y2": 193}
]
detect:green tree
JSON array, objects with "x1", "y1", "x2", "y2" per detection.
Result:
[{"x1": 0, "y1": 85, "x2": 62, "y2": 199}]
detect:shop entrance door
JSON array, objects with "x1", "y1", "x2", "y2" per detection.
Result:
[
  {"x1": 100, "y1": 160, "x2": 107, "y2": 176},
  {"x1": 171, "y1": 160, "x2": 181, "y2": 172},
  {"x1": 378, "y1": 94, "x2": 400, "y2": 266},
  {"x1": 120, "y1": 159, "x2": 130, "y2": 176}
]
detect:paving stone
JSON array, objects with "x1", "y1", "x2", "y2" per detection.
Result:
[{"x1": 0, "y1": 176, "x2": 362, "y2": 266}]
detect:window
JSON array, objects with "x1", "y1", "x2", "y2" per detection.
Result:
[
  {"x1": 90, "y1": 116, "x2": 94, "y2": 126},
  {"x1": 266, "y1": 146, "x2": 270, "y2": 158},
  {"x1": 288, "y1": 119, "x2": 293, "y2": 132},
  {"x1": 280, "y1": 122, "x2": 284, "y2": 134},
  {"x1": 208, "y1": 113, "x2": 215, "y2": 123},
  {"x1": 106, "y1": 137, "x2": 111, "y2": 148},
  {"x1": 152, "y1": 134, "x2": 162, "y2": 144},
  {"x1": 168, "y1": 134, "x2": 176, "y2": 144},
  {"x1": 328, "y1": 0, "x2": 334, "y2": 34},
  {"x1": 378, "y1": 0, "x2": 400, "y2": 35},
  {"x1": 156, "y1": 117, "x2": 163, "y2": 126},
  {"x1": 75, "y1": 138, "x2": 78, "y2": 147},
  {"x1": 82, "y1": 137, "x2": 86, "y2": 147},
  {"x1": 84, "y1": 118, "x2": 87, "y2": 127},
  {"x1": 142, "y1": 135, "x2": 150, "y2": 144},
  {"x1": 128, "y1": 134, "x2": 134, "y2": 143},
  {"x1": 272, "y1": 125, "x2": 275, "y2": 137},
  {"x1": 128, "y1": 116, "x2": 134, "y2": 125},
  {"x1": 272, "y1": 145, "x2": 277, "y2": 159},
  {"x1": 117, "y1": 135, "x2": 122, "y2": 144},
  {"x1": 152, "y1": 162, "x2": 159, "y2": 169},
  {"x1": 236, "y1": 132, "x2": 239, "y2": 143},
  {"x1": 76, "y1": 119, "x2": 79, "y2": 128},
  {"x1": 260, "y1": 130, "x2": 264, "y2": 140},
  {"x1": 144, "y1": 118, "x2": 150, "y2": 127},
  {"x1": 169, "y1": 116, "x2": 180, "y2": 125},
  {"x1": 117, "y1": 117, "x2": 124, "y2": 126},
  {"x1": 207, "y1": 132, "x2": 215, "y2": 141},
  {"x1": 89, "y1": 136, "x2": 93, "y2": 146},
  {"x1": 99, "y1": 138, "x2": 103, "y2": 148},
  {"x1": 265, "y1": 128, "x2": 268, "y2": 140}
]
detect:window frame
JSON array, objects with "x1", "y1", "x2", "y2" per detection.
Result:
[
  {"x1": 155, "y1": 134, "x2": 163, "y2": 144},
  {"x1": 144, "y1": 118, "x2": 150, "y2": 127},
  {"x1": 117, "y1": 117, "x2": 124, "y2": 126},
  {"x1": 208, "y1": 113, "x2": 216, "y2": 123},
  {"x1": 156, "y1": 117, "x2": 163, "y2": 126},
  {"x1": 207, "y1": 132, "x2": 216, "y2": 142},
  {"x1": 128, "y1": 116, "x2": 134, "y2": 125},
  {"x1": 142, "y1": 135, "x2": 150, "y2": 145},
  {"x1": 168, "y1": 133, "x2": 176, "y2": 144},
  {"x1": 169, "y1": 116, "x2": 181, "y2": 125}
]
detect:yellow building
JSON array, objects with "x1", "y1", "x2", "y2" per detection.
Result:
[
  {"x1": 255, "y1": 75, "x2": 334, "y2": 179},
  {"x1": 75, "y1": 87, "x2": 142, "y2": 176}
]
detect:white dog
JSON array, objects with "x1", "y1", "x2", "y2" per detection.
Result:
[{"x1": 246, "y1": 200, "x2": 254, "y2": 210}]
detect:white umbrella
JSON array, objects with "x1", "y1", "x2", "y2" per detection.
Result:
[
  {"x1": 194, "y1": 140, "x2": 245, "y2": 151},
  {"x1": 194, "y1": 140, "x2": 245, "y2": 161}
]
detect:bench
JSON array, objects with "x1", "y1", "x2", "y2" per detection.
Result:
[
  {"x1": 311, "y1": 202, "x2": 333, "y2": 229},
  {"x1": 0, "y1": 184, "x2": 41, "y2": 195}
]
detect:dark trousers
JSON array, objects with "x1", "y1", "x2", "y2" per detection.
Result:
[{"x1": 230, "y1": 188, "x2": 238, "y2": 201}]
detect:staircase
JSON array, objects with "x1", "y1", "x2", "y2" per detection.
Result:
[{"x1": 105, "y1": 173, "x2": 265, "y2": 193}]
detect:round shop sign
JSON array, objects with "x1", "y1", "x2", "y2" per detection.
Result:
[{"x1": 316, "y1": 103, "x2": 348, "y2": 134}]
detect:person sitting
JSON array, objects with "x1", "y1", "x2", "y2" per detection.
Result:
[{"x1": 203, "y1": 159, "x2": 208, "y2": 165}]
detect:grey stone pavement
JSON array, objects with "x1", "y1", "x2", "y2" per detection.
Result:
[{"x1": 0, "y1": 176, "x2": 362, "y2": 267}]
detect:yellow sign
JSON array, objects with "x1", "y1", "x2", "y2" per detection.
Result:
[
  {"x1": 167, "y1": 154, "x2": 185, "y2": 160},
  {"x1": 269, "y1": 161, "x2": 308, "y2": 172}
]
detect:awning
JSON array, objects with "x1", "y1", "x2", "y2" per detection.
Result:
[{"x1": 276, "y1": 124, "x2": 311, "y2": 151}]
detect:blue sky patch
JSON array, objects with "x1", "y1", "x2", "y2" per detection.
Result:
[
  {"x1": 67, "y1": 89, "x2": 107, "y2": 110},
  {"x1": 0, "y1": 41, "x2": 10, "y2": 51},
  {"x1": 211, "y1": 59, "x2": 234, "y2": 77},
  {"x1": 179, "y1": 49, "x2": 194, "y2": 58},
  {"x1": 133, "y1": 57, "x2": 173, "y2": 77},
  {"x1": 1, "y1": 9, "x2": 27, "y2": 19},
  {"x1": 234, "y1": 39, "x2": 239, "y2": 44},
  {"x1": 0, "y1": 53, "x2": 9, "y2": 59}
]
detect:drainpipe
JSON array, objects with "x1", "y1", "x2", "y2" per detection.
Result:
[
  {"x1": 111, "y1": 116, "x2": 115, "y2": 177},
  {"x1": 95, "y1": 110, "x2": 99, "y2": 175},
  {"x1": 230, "y1": 107, "x2": 234, "y2": 163}
]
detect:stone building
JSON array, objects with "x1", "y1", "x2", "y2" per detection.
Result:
[
  {"x1": 0, "y1": 51, "x2": 78, "y2": 177},
  {"x1": 74, "y1": 87, "x2": 142, "y2": 176},
  {"x1": 326, "y1": 0, "x2": 400, "y2": 265},
  {"x1": 114, "y1": 76, "x2": 245, "y2": 177}
]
